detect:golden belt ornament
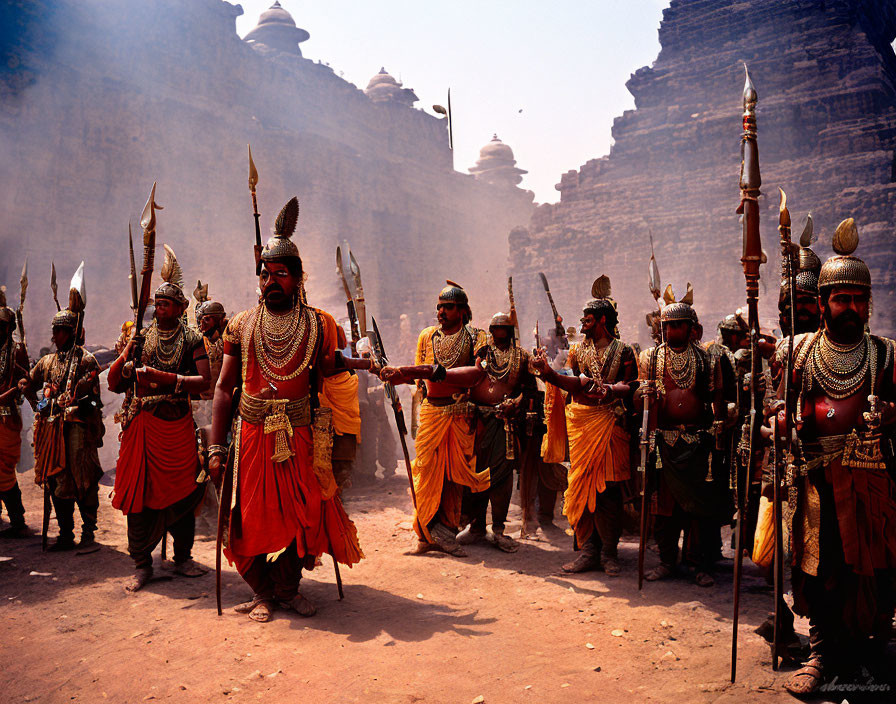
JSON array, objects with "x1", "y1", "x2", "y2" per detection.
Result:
[{"x1": 264, "y1": 400, "x2": 295, "y2": 463}]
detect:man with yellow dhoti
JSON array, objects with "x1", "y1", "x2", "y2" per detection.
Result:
[
  {"x1": 385, "y1": 283, "x2": 487, "y2": 556},
  {"x1": 0, "y1": 296, "x2": 30, "y2": 538},
  {"x1": 532, "y1": 277, "x2": 638, "y2": 575},
  {"x1": 320, "y1": 325, "x2": 361, "y2": 491}
]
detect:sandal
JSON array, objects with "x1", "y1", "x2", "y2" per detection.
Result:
[
  {"x1": 124, "y1": 567, "x2": 153, "y2": 593},
  {"x1": 602, "y1": 557, "x2": 622, "y2": 576},
  {"x1": 644, "y1": 564, "x2": 674, "y2": 581},
  {"x1": 247, "y1": 600, "x2": 275, "y2": 623},
  {"x1": 233, "y1": 596, "x2": 266, "y2": 614},
  {"x1": 562, "y1": 553, "x2": 601, "y2": 573},
  {"x1": 279, "y1": 593, "x2": 316, "y2": 617},
  {"x1": 173, "y1": 559, "x2": 208, "y2": 578},
  {"x1": 783, "y1": 659, "x2": 824, "y2": 697},
  {"x1": 694, "y1": 571, "x2": 715, "y2": 588},
  {"x1": 493, "y1": 533, "x2": 520, "y2": 553}
]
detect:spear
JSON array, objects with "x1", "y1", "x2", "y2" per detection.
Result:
[
  {"x1": 128, "y1": 222, "x2": 138, "y2": 314},
  {"x1": 131, "y1": 182, "x2": 162, "y2": 370},
  {"x1": 335, "y1": 246, "x2": 361, "y2": 350},
  {"x1": 248, "y1": 145, "x2": 262, "y2": 275},
  {"x1": 731, "y1": 63, "x2": 765, "y2": 684},
  {"x1": 16, "y1": 259, "x2": 27, "y2": 350},
  {"x1": 50, "y1": 262, "x2": 60, "y2": 312},
  {"x1": 771, "y1": 188, "x2": 796, "y2": 671},
  {"x1": 507, "y1": 277, "x2": 521, "y2": 345}
]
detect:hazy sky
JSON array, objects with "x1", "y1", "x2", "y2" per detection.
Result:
[{"x1": 235, "y1": 1, "x2": 667, "y2": 203}]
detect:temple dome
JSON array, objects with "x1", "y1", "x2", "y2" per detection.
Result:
[
  {"x1": 364, "y1": 68, "x2": 418, "y2": 107},
  {"x1": 244, "y1": 2, "x2": 310, "y2": 56},
  {"x1": 468, "y1": 134, "x2": 527, "y2": 187}
]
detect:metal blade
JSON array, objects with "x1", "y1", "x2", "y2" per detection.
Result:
[
  {"x1": 348, "y1": 248, "x2": 367, "y2": 336},
  {"x1": 371, "y1": 316, "x2": 387, "y2": 362},
  {"x1": 140, "y1": 181, "x2": 163, "y2": 241},
  {"x1": 335, "y1": 246, "x2": 353, "y2": 301},
  {"x1": 18, "y1": 259, "x2": 28, "y2": 311},
  {"x1": 538, "y1": 271, "x2": 550, "y2": 292},
  {"x1": 648, "y1": 233, "x2": 661, "y2": 299},
  {"x1": 128, "y1": 222, "x2": 138, "y2": 311},
  {"x1": 248, "y1": 144, "x2": 258, "y2": 191},
  {"x1": 799, "y1": 213, "x2": 815, "y2": 247},
  {"x1": 69, "y1": 261, "x2": 86, "y2": 313}
]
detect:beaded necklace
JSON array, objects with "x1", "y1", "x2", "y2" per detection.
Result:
[
  {"x1": 144, "y1": 321, "x2": 185, "y2": 371},
  {"x1": 432, "y1": 327, "x2": 471, "y2": 368},
  {"x1": 808, "y1": 331, "x2": 872, "y2": 399},
  {"x1": 253, "y1": 304, "x2": 318, "y2": 382}
]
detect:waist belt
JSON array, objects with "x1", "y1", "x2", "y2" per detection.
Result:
[
  {"x1": 427, "y1": 396, "x2": 458, "y2": 408},
  {"x1": 0, "y1": 405, "x2": 18, "y2": 418},
  {"x1": 239, "y1": 392, "x2": 311, "y2": 427},
  {"x1": 658, "y1": 424, "x2": 706, "y2": 447}
]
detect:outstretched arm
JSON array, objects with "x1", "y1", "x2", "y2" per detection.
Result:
[{"x1": 380, "y1": 363, "x2": 486, "y2": 388}]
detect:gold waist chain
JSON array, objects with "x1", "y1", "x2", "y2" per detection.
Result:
[{"x1": 239, "y1": 391, "x2": 312, "y2": 463}]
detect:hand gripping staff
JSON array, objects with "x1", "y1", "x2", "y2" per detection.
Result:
[{"x1": 731, "y1": 64, "x2": 766, "y2": 684}]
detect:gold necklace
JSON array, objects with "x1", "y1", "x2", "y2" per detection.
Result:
[
  {"x1": 664, "y1": 343, "x2": 697, "y2": 390},
  {"x1": 257, "y1": 305, "x2": 305, "y2": 366},
  {"x1": 810, "y1": 332, "x2": 871, "y2": 399},
  {"x1": 254, "y1": 304, "x2": 318, "y2": 381},
  {"x1": 578, "y1": 338, "x2": 618, "y2": 380},
  {"x1": 145, "y1": 322, "x2": 185, "y2": 371},
  {"x1": 485, "y1": 345, "x2": 519, "y2": 381},
  {"x1": 433, "y1": 327, "x2": 470, "y2": 368}
]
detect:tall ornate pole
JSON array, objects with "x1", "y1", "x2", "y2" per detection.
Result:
[
  {"x1": 772, "y1": 188, "x2": 797, "y2": 671},
  {"x1": 731, "y1": 64, "x2": 764, "y2": 684}
]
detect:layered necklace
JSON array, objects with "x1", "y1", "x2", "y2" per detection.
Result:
[
  {"x1": 145, "y1": 321, "x2": 185, "y2": 371},
  {"x1": 484, "y1": 344, "x2": 520, "y2": 381},
  {"x1": 433, "y1": 327, "x2": 471, "y2": 368},
  {"x1": 662, "y1": 343, "x2": 697, "y2": 390},
  {"x1": 809, "y1": 332, "x2": 872, "y2": 399},
  {"x1": 254, "y1": 303, "x2": 317, "y2": 381},
  {"x1": 578, "y1": 337, "x2": 620, "y2": 381}
]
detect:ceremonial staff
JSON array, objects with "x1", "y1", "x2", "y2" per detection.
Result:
[
  {"x1": 772, "y1": 188, "x2": 797, "y2": 670},
  {"x1": 248, "y1": 145, "x2": 262, "y2": 276},
  {"x1": 538, "y1": 272, "x2": 568, "y2": 350},
  {"x1": 638, "y1": 235, "x2": 663, "y2": 590},
  {"x1": 731, "y1": 64, "x2": 765, "y2": 684}
]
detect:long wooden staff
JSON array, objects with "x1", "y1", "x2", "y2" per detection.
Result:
[{"x1": 731, "y1": 64, "x2": 765, "y2": 684}]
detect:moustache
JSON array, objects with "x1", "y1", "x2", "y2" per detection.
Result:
[
  {"x1": 831, "y1": 309, "x2": 863, "y2": 332},
  {"x1": 263, "y1": 283, "x2": 284, "y2": 297}
]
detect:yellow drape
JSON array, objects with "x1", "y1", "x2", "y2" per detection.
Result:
[{"x1": 320, "y1": 371, "x2": 361, "y2": 437}]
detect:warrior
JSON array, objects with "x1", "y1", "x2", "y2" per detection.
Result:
[
  {"x1": 777, "y1": 215, "x2": 822, "y2": 338},
  {"x1": 532, "y1": 277, "x2": 638, "y2": 575},
  {"x1": 108, "y1": 245, "x2": 211, "y2": 591},
  {"x1": 775, "y1": 220, "x2": 896, "y2": 696},
  {"x1": 382, "y1": 311, "x2": 531, "y2": 552},
  {"x1": 638, "y1": 285, "x2": 726, "y2": 587},
  {"x1": 22, "y1": 303, "x2": 104, "y2": 551},
  {"x1": 196, "y1": 300, "x2": 228, "y2": 409},
  {"x1": 207, "y1": 197, "x2": 367, "y2": 623},
  {"x1": 0, "y1": 292, "x2": 30, "y2": 538},
  {"x1": 381, "y1": 282, "x2": 488, "y2": 557}
]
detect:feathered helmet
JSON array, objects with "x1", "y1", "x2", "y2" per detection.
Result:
[
  {"x1": 781, "y1": 213, "x2": 821, "y2": 298},
  {"x1": 261, "y1": 197, "x2": 301, "y2": 263},
  {"x1": 659, "y1": 283, "x2": 695, "y2": 323},
  {"x1": 818, "y1": 218, "x2": 871, "y2": 290},
  {"x1": 155, "y1": 244, "x2": 188, "y2": 305},
  {"x1": 0, "y1": 286, "x2": 15, "y2": 327}
]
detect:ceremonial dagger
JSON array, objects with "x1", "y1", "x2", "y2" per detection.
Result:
[
  {"x1": 538, "y1": 272, "x2": 568, "y2": 350},
  {"x1": 731, "y1": 64, "x2": 765, "y2": 684}
]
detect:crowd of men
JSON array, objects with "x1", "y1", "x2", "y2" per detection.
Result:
[{"x1": 0, "y1": 190, "x2": 893, "y2": 696}]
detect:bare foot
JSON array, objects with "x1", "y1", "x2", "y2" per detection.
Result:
[
  {"x1": 125, "y1": 567, "x2": 153, "y2": 593},
  {"x1": 644, "y1": 564, "x2": 674, "y2": 581},
  {"x1": 602, "y1": 557, "x2": 622, "y2": 576}
]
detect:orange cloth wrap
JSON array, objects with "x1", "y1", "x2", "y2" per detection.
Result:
[
  {"x1": 225, "y1": 422, "x2": 363, "y2": 569},
  {"x1": 411, "y1": 399, "x2": 490, "y2": 541},
  {"x1": 320, "y1": 371, "x2": 361, "y2": 437},
  {"x1": 562, "y1": 402, "x2": 630, "y2": 542},
  {"x1": 540, "y1": 383, "x2": 568, "y2": 463},
  {"x1": 0, "y1": 419, "x2": 22, "y2": 492},
  {"x1": 112, "y1": 411, "x2": 200, "y2": 515}
]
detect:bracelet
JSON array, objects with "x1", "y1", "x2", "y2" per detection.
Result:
[
  {"x1": 207, "y1": 444, "x2": 228, "y2": 457},
  {"x1": 174, "y1": 375, "x2": 184, "y2": 394}
]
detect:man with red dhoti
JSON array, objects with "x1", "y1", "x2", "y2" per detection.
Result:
[
  {"x1": 207, "y1": 197, "x2": 368, "y2": 623},
  {"x1": 0, "y1": 294, "x2": 30, "y2": 538},
  {"x1": 108, "y1": 244, "x2": 211, "y2": 592}
]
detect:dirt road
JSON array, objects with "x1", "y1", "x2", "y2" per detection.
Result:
[{"x1": 2, "y1": 469, "x2": 799, "y2": 704}]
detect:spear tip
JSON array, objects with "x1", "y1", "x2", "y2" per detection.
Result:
[{"x1": 248, "y1": 144, "x2": 258, "y2": 190}]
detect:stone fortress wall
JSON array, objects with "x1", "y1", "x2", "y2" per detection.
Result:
[
  {"x1": 0, "y1": 0, "x2": 535, "y2": 360},
  {"x1": 509, "y1": 0, "x2": 896, "y2": 346}
]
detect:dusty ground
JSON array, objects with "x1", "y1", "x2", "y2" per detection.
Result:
[{"x1": 0, "y1": 465, "x2": 819, "y2": 704}]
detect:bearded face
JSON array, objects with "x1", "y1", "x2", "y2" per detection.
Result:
[{"x1": 821, "y1": 285, "x2": 869, "y2": 342}]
